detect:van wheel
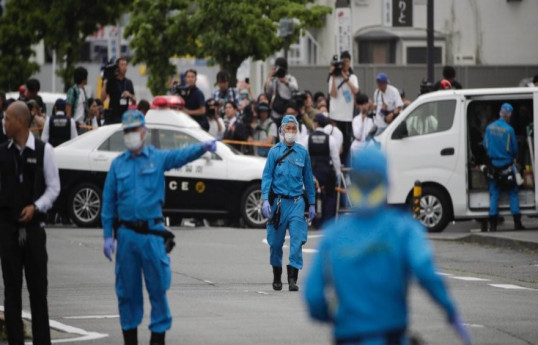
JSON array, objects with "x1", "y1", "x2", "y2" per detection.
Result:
[
  {"x1": 68, "y1": 183, "x2": 102, "y2": 228},
  {"x1": 417, "y1": 186, "x2": 451, "y2": 233},
  {"x1": 240, "y1": 184, "x2": 267, "y2": 228}
]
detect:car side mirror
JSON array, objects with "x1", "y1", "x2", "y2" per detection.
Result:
[{"x1": 391, "y1": 121, "x2": 409, "y2": 140}]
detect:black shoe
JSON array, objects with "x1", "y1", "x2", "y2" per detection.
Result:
[
  {"x1": 514, "y1": 214, "x2": 525, "y2": 230},
  {"x1": 123, "y1": 328, "x2": 138, "y2": 345},
  {"x1": 272, "y1": 266, "x2": 282, "y2": 291},
  {"x1": 489, "y1": 215, "x2": 497, "y2": 232},
  {"x1": 150, "y1": 332, "x2": 165, "y2": 345},
  {"x1": 287, "y1": 265, "x2": 299, "y2": 292}
]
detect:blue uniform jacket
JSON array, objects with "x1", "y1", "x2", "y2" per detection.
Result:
[
  {"x1": 102, "y1": 144, "x2": 205, "y2": 238},
  {"x1": 483, "y1": 118, "x2": 518, "y2": 168},
  {"x1": 261, "y1": 142, "x2": 316, "y2": 205},
  {"x1": 304, "y1": 209, "x2": 457, "y2": 340}
]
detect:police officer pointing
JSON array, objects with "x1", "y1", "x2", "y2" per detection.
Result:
[
  {"x1": 41, "y1": 98, "x2": 78, "y2": 147},
  {"x1": 0, "y1": 101, "x2": 61, "y2": 345},
  {"x1": 304, "y1": 147, "x2": 471, "y2": 345},
  {"x1": 101, "y1": 110, "x2": 216, "y2": 345},
  {"x1": 261, "y1": 115, "x2": 316, "y2": 292}
]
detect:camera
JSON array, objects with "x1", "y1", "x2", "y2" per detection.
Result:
[
  {"x1": 419, "y1": 79, "x2": 434, "y2": 95},
  {"x1": 331, "y1": 55, "x2": 343, "y2": 76},
  {"x1": 102, "y1": 59, "x2": 118, "y2": 81},
  {"x1": 171, "y1": 84, "x2": 191, "y2": 99},
  {"x1": 292, "y1": 90, "x2": 307, "y2": 109},
  {"x1": 273, "y1": 66, "x2": 287, "y2": 79}
]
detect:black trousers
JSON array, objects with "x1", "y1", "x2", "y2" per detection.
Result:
[
  {"x1": 0, "y1": 221, "x2": 50, "y2": 345},
  {"x1": 332, "y1": 120, "x2": 352, "y2": 166}
]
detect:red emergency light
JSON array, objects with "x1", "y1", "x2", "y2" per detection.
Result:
[{"x1": 152, "y1": 95, "x2": 185, "y2": 110}]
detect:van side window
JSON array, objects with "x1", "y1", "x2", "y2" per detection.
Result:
[
  {"x1": 98, "y1": 129, "x2": 152, "y2": 152},
  {"x1": 404, "y1": 100, "x2": 456, "y2": 137}
]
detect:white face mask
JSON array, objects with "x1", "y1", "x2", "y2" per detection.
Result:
[
  {"x1": 284, "y1": 132, "x2": 297, "y2": 143},
  {"x1": 124, "y1": 131, "x2": 143, "y2": 151}
]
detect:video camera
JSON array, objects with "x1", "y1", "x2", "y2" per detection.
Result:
[
  {"x1": 102, "y1": 59, "x2": 118, "y2": 81},
  {"x1": 331, "y1": 55, "x2": 343, "y2": 76},
  {"x1": 273, "y1": 66, "x2": 287, "y2": 79},
  {"x1": 171, "y1": 84, "x2": 191, "y2": 99},
  {"x1": 419, "y1": 79, "x2": 434, "y2": 95}
]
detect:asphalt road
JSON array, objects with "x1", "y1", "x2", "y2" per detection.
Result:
[{"x1": 1, "y1": 221, "x2": 537, "y2": 345}]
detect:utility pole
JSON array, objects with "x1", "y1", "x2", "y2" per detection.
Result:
[{"x1": 427, "y1": 0, "x2": 434, "y2": 83}]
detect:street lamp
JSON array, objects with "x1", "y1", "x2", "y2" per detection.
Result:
[{"x1": 279, "y1": 17, "x2": 295, "y2": 60}]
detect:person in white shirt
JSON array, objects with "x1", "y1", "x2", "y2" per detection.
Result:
[
  {"x1": 350, "y1": 93, "x2": 375, "y2": 154},
  {"x1": 300, "y1": 113, "x2": 341, "y2": 226},
  {"x1": 328, "y1": 51, "x2": 359, "y2": 164},
  {"x1": 373, "y1": 72, "x2": 403, "y2": 135},
  {"x1": 323, "y1": 119, "x2": 344, "y2": 156},
  {"x1": 252, "y1": 102, "x2": 277, "y2": 157},
  {"x1": 206, "y1": 99, "x2": 225, "y2": 139},
  {"x1": 66, "y1": 67, "x2": 89, "y2": 132}
]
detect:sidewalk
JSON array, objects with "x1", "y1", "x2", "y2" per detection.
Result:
[{"x1": 429, "y1": 217, "x2": 538, "y2": 252}]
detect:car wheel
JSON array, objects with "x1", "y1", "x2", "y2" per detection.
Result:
[
  {"x1": 417, "y1": 186, "x2": 451, "y2": 233},
  {"x1": 68, "y1": 183, "x2": 102, "y2": 228},
  {"x1": 240, "y1": 184, "x2": 267, "y2": 228}
]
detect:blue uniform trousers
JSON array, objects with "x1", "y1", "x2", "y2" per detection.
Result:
[
  {"x1": 115, "y1": 227, "x2": 172, "y2": 333},
  {"x1": 488, "y1": 180, "x2": 520, "y2": 216},
  {"x1": 267, "y1": 197, "x2": 308, "y2": 269}
]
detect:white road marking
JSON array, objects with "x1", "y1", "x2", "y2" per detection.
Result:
[
  {"x1": 465, "y1": 323, "x2": 485, "y2": 328},
  {"x1": 1, "y1": 306, "x2": 108, "y2": 343},
  {"x1": 451, "y1": 276, "x2": 491, "y2": 281},
  {"x1": 256, "y1": 291, "x2": 270, "y2": 295},
  {"x1": 262, "y1": 234, "x2": 323, "y2": 253},
  {"x1": 303, "y1": 248, "x2": 318, "y2": 253},
  {"x1": 64, "y1": 315, "x2": 119, "y2": 320},
  {"x1": 489, "y1": 284, "x2": 536, "y2": 290},
  {"x1": 436, "y1": 272, "x2": 453, "y2": 276}
]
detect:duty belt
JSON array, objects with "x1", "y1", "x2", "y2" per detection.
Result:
[
  {"x1": 275, "y1": 194, "x2": 302, "y2": 200},
  {"x1": 117, "y1": 218, "x2": 163, "y2": 232}
]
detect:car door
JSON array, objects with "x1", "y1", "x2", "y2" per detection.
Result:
[
  {"x1": 155, "y1": 127, "x2": 228, "y2": 213},
  {"x1": 385, "y1": 99, "x2": 461, "y2": 205}
]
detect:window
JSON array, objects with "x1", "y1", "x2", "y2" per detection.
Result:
[
  {"x1": 407, "y1": 47, "x2": 442, "y2": 64},
  {"x1": 358, "y1": 40, "x2": 397, "y2": 64},
  {"x1": 156, "y1": 129, "x2": 198, "y2": 150},
  {"x1": 404, "y1": 100, "x2": 456, "y2": 137},
  {"x1": 98, "y1": 129, "x2": 152, "y2": 152}
]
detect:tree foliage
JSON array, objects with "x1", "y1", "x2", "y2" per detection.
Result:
[
  {"x1": 0, "y1": 0, "x2": 130, "y2": 92},
  {"x1": 127, "y1": 0, "x2": 332, "y2": 95}
]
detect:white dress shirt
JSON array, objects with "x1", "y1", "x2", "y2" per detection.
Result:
[{"x1": 8, "y1": 132, "x2": 61, "y2": 212}]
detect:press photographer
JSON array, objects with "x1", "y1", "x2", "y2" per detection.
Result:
[
  {"x1": 174, "y1": 69, "x2": 208, "y2": 131},
  {"x1": 329, "y1": 51, "x2": 359, "y2": 163},
  {"x1": 100, "y1": 57, "x2": 136, "y2": 124},
  {"x1": 264, "y1": 57, "x2": 299, "y2": 128}
]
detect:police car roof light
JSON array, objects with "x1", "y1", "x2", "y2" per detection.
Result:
[{"x1": 152, "y1": 95, "x2": 185, "y2": 110}]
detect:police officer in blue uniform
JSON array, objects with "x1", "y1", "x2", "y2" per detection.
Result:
[
  {"x1": 261, "y1": 115, "x2": 316, "y2": 292},
  {"x1": 483, "y1": 103, "x2": 524, "y2": 232},
  {"x1": 101, "y1": 110, "x2": 216, "y2": 345},
  {"x1": 304, "y1": 147, "x2": 471, "y2": 345}
]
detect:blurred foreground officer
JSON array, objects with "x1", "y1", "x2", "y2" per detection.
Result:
[
  {"x1": 304, "y1": 148, "x2": 471, "y2": 345},
  {"x1": 0, "y1": 101, "x2": 60, "y2": 345},
  {"x1": 261, "y1": 115, "x2": 316, "y2": 292},
  {"x1": 483, "y1": 103, "x2": 524, "y2": 231},
  {"x1": 101, "y1": 110, "x2": 216, "y2": 345}
]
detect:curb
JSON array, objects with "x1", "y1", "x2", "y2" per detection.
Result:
[{"x1": 449, "y1": 234, "x2": 538, "y2": 252}]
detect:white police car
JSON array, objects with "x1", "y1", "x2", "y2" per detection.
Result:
[{"x1": 53, "y1": 96, "x2": 267, "y2": 228}]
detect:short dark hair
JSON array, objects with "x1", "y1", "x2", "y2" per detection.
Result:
[
  {"x1": 74, "y1": 67, "x2": 88, "y2": 85},
  {"x1": 137, "y1": 99, "x2": 150, "y2": 112},
  {"x1": 340, "y1": 51, "x2": 351, "y2": 60},
  {"x1": 313, "y1": 91, "x2": 326, "y2": 103},
  {"x1": 533, "y1": 74, "x2": 538, "y2": 84},
  {"x1": 116, "y1": 57, "x2": 127, "y2": 65},
  {"x1": 442, "y1": 65, "x2": 456, "y2": 80},
  {"x1": 355, "y1": 93, "x2": 369, "y2": 105},
  {"x1": 275, "y1": 57, "x2": 288, "y2": 70},
  {"x1": 225, "y1": 100, "x2": 237, "y2": 109},
  {"x1": 26, "y1": 78, "x2": 40, "y2": 93},
  {"x1": 216, "y1": 70, "x2": 230, "y2": 82},
  {"x1": 185, "y1": 69, "x2": 197, "y2": 77}
]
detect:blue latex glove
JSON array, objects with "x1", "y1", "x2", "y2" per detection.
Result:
[
  {"x1": 262, "y1": 200, "x2": 271, "y2": 219},
  {"x1": 450, "y1": 314, "x2": 471, "y2": 345},
  {"x1": 308, "y1": 205, "x2": 316, "y2": 222},
  {"x1": 103, "y1": 237, "x2": 115, "y2": 262},
  {"x1": 202, "y1": 140, "x2": 217, "y2": 152}
]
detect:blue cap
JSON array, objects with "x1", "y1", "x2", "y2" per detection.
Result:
[
  {"x1": 122, "y1": 110, "x2": 146, "y2": 130},
  {"x1": 281, "y1": 114, "x2": 299, "y2": 125},
  {"x1": 350, "y1": 147, "x2": 388, "y2": 187},
  {"x1": 54, "y1": 98, "x2": 66, "y2": 111},
  {"x1": 376, "y1": 73, "x2": 389, "y2": 84},
  {"x1": 500, "y1": 103, "x2": 513, "y2": 115}
]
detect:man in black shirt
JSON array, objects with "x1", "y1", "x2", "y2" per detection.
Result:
[
  {"x1": 176, "y1": 69, "x2": 207, "y2": 130},
  {"x1": 18, "y1": 79, "x2": 46, "y2": 116},
  {"x1": 101, "y1": 57, "x2": 136, "y2": 124},
  {"x1": 433, "y1": 65, "x2": 463, "y2": 91}
]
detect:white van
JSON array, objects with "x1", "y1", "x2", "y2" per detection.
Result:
[{"x1": 375, "y1": 87, "x2": 537, "y2": 232}]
